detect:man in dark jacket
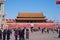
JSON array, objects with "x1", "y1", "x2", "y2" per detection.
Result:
[
  {"x1": 7, "y1": 29, "x2": 12, "y2": 40},
  {"x1": 58, "y1": 28, "x2": 60, "y2": 38},
  {"x1": 0, "y1": 29, "x2": 2, "y2": 40},
  {"x1": 18, "y1": 28, "x2": 22, "y2": 40},
  {"x1": 22, "y1": 28, "x2": 25, "y2": 40},
  {"x1": 3, "y1": 29, "x2": 7, "y2": 40}
]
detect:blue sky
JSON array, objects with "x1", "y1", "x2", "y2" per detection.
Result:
[{"x1": 3, "y1": 0, "x2": 60, "y2": 22}]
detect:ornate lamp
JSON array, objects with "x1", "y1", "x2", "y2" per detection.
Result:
[{"x1": 0, "y1": 0, "x2": 6, "y2": 7}]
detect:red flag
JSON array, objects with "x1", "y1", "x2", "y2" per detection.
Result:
[{"x1": 56, "y1": 1, "x2": 60, "y2": 4}]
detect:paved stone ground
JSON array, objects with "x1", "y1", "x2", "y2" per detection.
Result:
[
  {"x1": 9, "y1": 30, "x2": 60, "y2": 40},
  {"x1": 29, "y1": 31, "x2": 60, "y2": 40}
]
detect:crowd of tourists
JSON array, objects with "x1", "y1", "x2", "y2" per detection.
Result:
[
  {"x1": 30, "y1": 27, "x2": 60, "y2": 37},
  {"x1": 0, "y1": 26, "x2": 60, "y2": 40},
  {"x1": 0, "y1": 27, "x2": 29, "y2": 40}
]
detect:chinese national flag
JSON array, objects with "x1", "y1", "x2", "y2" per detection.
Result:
[{"x1": 56, "y1": 1, "x2": 60, "y2": 4}]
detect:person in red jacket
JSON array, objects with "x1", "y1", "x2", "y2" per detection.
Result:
[
  {"x1": 26, "y1": 29, "x2": 29, "y2": 39},
  {"x1": 14, "y1": 29, "x2": 18, "y2": 40}
]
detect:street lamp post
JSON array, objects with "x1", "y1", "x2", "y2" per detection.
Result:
[{"x1": 0, "y1": 0, "x2": 7, "y2": 29}]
